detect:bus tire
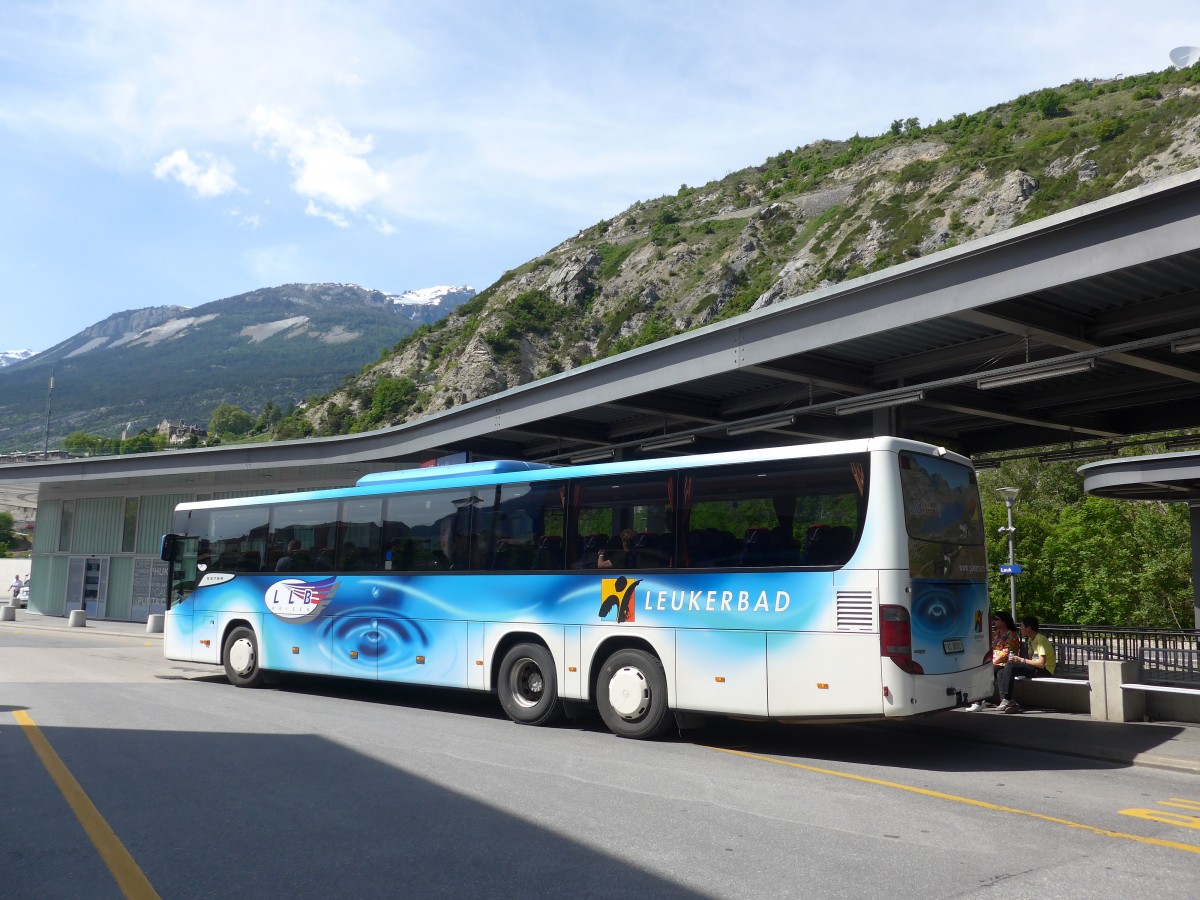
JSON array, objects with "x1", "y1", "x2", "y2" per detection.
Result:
[
  {"x1": 223, "y1": 626, "x2": 266, "y2": 688},
  {"x1": 498, "y1": 643, "x2": 563, "y2": 726},
  {"x1": 597, "y1": 648, "x2": 672, "y2": 740}
]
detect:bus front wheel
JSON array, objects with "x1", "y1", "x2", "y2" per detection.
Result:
[
  {"x1": 597, "y1": 648, "x2": 672, "y2": 740},
  {"x1": 223, "y1": 626, "x2": 265, "y2": 688},
  {"x1": 498, "y1": 643, "x2": 563, "y2": 726}
]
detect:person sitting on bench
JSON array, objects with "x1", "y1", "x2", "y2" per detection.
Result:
[{"x1": 996, "y1": 615, "x2": 1057, "y2": 714}]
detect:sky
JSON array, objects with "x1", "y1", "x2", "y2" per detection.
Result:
[{"x1": 1, "y1": 1, "x2": 1196, "y2": 353}]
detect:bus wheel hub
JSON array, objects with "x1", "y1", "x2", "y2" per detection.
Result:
[
  {"x1": 229, "y1": 638, "x2": 255, "y2": 675},
  {"x1": 608, "y1": 666, "x2": 650, "y2": 719}
]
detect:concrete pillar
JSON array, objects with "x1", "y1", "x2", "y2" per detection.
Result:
[
  {"x1": 0, "y1": 605, "x2": 15, "y2": 622},
  {"x1": 68, "y1": 609, "x2": 87, "y2": 627},
  {"x1": 146, "y1": 613, "x2": 165, "y2": 634},
  {"x1": 1088, "y1": 659, "x2": 1143, "y2": 722}
]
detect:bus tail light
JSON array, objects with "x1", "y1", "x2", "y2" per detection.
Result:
[{"x1": 880, "y1": 605, "x2": 924, "y2": 674}]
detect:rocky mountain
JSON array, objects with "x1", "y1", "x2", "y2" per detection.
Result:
[
  {"x1": 0, "y1": 283, "x2": 473, "y2": 451},
  {"x1": 287, "y1": 67, "x2": 1200, "y2": 439}
]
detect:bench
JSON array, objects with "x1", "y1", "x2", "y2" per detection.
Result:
[
  {"x1": 1013, "y1": 675, "x2": 1090, "y2": 714},
  {"x1": 1118, "y1": 682, "x2": 1200, "y2": 723}
]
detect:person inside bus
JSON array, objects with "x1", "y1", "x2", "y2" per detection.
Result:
[
  {"x1": 995, "y1": 615, "x2": 1057, "y2": 714},
  {"x1": 966, "y1": 611, "x2": 1020, "y2": 711},
  {"x1": 598, "y1": 529, "x2": 636, "y2": 569},
  {"x1": 275, "y1": 539, "x2": 303, "y2": 571}
]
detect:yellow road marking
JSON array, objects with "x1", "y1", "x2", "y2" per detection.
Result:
[
  {"x1": 13, "y1": 710, "x2": 160, "y2": 899},
  {"x1": 709, "y1": 745, "x2": 1200, "y2": 855}
]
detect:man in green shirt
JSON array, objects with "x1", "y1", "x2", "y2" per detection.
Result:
[{"x1": 996, "y1": 615, "x2": 1057, "y2": 714}]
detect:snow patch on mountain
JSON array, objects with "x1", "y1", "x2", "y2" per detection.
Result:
[
  {"x1": 387, "y1": 285, "x2": 473, "y2": 306},
  {"x1": 0, "y1": 349, "x2": 35, "y2": 367}
]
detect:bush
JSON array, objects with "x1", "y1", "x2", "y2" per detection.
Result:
[
  {"x1": 1093, "y1": 116, "x2": 1127, "y2": 142},
  {"x1": 1035, "y1": 89, "x2": 1068, "y2": 118}
]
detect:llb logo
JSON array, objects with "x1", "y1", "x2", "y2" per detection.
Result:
[
  {"x1": 264, "y1": 576, "x2": 338, "y2": 622},
  {"x1": 599, "y1": 576, "x2": 640, "y2": 624}
]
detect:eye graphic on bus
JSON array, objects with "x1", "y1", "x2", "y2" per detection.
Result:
[{"x1": 599, "y1": 576, "x2": 641, "y2": 623}]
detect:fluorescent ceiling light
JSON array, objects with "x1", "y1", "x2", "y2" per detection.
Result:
[
  {"x1": 1164, "y1": 435, "x2": 1200, "y2": 451},
  {"x1": 834, "y1": 390, "x2": 925, "y2": 416},
  {"x1": 639, "y1": 434, "x2": 696, "y2": 452},
  {"x1": 1037, "y1": 446, "x2": 1113, "y2": 463},
  {"x1": 726, "y1": 415, "x2": 795, "y2": 437},
  {"x1": 976, "y1": 359, "x2": 1094, "y2": 390},
  {"x1": 1170, "y1": 337, "x2": 1200, "y2": 353},
  {"x1": 569, "y1": 449, "x2": 615, "y2": 464}
]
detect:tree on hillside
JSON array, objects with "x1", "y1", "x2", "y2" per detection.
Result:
[
  {"x1": 209, "y1": 403, "x2": 255, "y2": 437},
  {"x1": 63, "y1": 431, "x2": 120, "y2": 456},
  {"x1": 1034, "y1": 88, "x2": 1067, "y2": 118},
  {"x1": 0, "y1": 510, "x2": 13, "y2": 556},
  {"x1": 119, "y1": 431, "x2": 165, "y2": 454},
  {"x1": 253, "y1": 401, "x2": 284, "y2": 434}
]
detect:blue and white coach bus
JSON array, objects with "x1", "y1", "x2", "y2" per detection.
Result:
[{"x1": 161, "y1": 438, "x2": 993, "y2": 739}]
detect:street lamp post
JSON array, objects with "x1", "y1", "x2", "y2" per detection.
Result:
[
  {"x1": 43, "y1": 366, "x2": 56, "y2": 460},
  {"x1": 996, "y1": 486, "x2": 1020, "y2": 621}
]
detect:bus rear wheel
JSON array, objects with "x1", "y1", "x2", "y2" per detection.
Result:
[
  {"x1": 498, "y1": 642, "x2": 563, "y2": 726},
  {"x1": 223, "y1": 626, "x2": 265, "y2": 688},
  {"x1": 597, "y1": 648, "x2": 672, "y2": 739}
]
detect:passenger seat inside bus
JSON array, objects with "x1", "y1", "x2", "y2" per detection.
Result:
[
  {"x1": 799, "y1": 524, "x2": 854, "y2": 566},
  {"x1": 739, "y1": 526, "x2": 801, "y2": 567},
  {"x1": 533, "y1": 535, "x2": 563, "y2": 569}
]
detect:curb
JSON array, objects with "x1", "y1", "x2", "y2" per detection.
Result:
[
  {"x1": 908, "y1": 713, "x2": 1200, "y2": 776},
  {"x1": 0, "y1": 617, "x2": 163, "y2": 640}
]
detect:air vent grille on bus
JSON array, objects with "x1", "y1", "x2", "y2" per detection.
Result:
[{"x1": 836, "y1": 591, "x2": 876, "y2": 631}]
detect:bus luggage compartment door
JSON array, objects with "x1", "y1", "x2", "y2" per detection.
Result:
[
  {"x1": 675, "y1": 630, "x2": 767, "y2": 715},
  {"x1": 766, "y1": 631, "x2": 881, "y2": 717}
]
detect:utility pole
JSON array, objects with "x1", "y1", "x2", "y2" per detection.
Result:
[
  {"x1": 996, "y1": 486, "x2": 1020, "y2": 621},
  {"x1": 43, "y1": 365, "x2": 56, "y2": 460}
]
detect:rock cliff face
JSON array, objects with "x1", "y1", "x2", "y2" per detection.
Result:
[{"x1": 296, "y1": 70, "x2": 1200, "y2": 438}]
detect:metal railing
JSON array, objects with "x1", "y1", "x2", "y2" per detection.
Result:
[{"x1": 1041, "y1": 625, "x2": 1200, "y2": 687}]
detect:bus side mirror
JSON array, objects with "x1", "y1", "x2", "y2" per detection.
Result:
[{"x1": 160, "y1": 534, "x2": 177, "y2": 562}]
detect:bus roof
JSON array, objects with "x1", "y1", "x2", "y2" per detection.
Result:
[{"x1": 172, "y1": 437, "x2": 968, "y2": 513}]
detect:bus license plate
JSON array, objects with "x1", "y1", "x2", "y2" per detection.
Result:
[{"x1": 943, "y1": 639, "x2": 964, "y2": 654}]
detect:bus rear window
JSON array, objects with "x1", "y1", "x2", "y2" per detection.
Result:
[{"x1": 898, "y1": 451, "x2": 983, "y2": 546}]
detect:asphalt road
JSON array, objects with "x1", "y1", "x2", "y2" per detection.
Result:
[{"x1": 2, "y1": 626, "x2": 1198, "y2": 899}]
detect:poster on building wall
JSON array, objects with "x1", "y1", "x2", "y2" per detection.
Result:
[{"x1": 132, "y1": 557, "x2": 169, "y2": 620}]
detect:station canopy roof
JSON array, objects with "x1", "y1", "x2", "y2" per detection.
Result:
[{"x1": 4, "y1": 168, "x2": 1200, "y2": 508}]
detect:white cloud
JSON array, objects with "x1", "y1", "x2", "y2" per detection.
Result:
[
  {"x1": 304, "y1": 200, "x2": 350, "y2": 228},
  {"x1": 254, "y1": 107, "x2": 390, "y2": 216},
  {"x1": 153, "y1": 149, "x2": 237, "y2": 197},
  {"x1": 228, "y1": 208, "x2": 262, "y2": 229},
  {"x1": 366, "y1": 214, "x2": 396, "y2": 235}
]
